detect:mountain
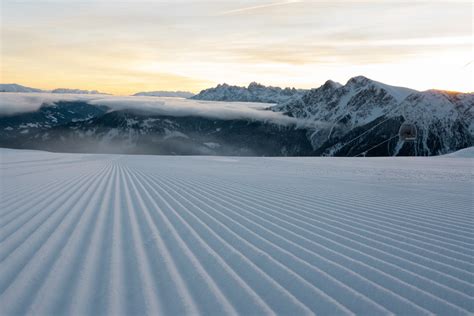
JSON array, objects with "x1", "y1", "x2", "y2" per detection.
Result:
[
  {"x1": 0, "y1": 77, "x2": 472, "y2": 156},
  {"x1": 51, "y1": 88, "x2": 106, "y2": 94},
  {"x1": 191, "y1": 82, "x2": 306, "y2": 104},
  {"x1": 272, "y1": 76, "x2": 473, "y2": 156},
  {"x1": 0, "y1": 83, "x2": 43, "y2": 93},
  {"x1": 133, "y1": 91, "x2": 195, "y2": 98},
  {"x1": 0, "y1": 101, "x2": 313, "y2": 156},
  {"x1": 0, "y1": 84, "x2": 109, "y2": 94}
]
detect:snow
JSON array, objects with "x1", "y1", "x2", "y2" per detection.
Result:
[
  {"x1": 51, "y1": 88, "x2": 105, "y2": 95},
  {"x1": 273, "y1": 76, "x2": 416, "y2": 131},
  {"x1": 272, "y1": 77, "x2": 473, "y2": 156},
  {"x1": 324, "y1": 80, "x2": 343, "y2": 89},
  {"x1": 442, "y1": 146, "x2": 474, "y2": 158},
  {"x1": 351, "y1": 76, "x2": 416, "y2": 103},
  {"x1": 0, "y1": 148, "x2": 472, "y2": 315},
  {"x1": 191, "y1": 82, "x2": 304, "y2": 104}
]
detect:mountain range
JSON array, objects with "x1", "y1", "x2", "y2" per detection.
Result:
[
  {"x1": 133, "y1": 91, "x2": 195, "y2": 98},
  {"x1": 272, "y1": 76, "x2": 472, "y2": 156},
  {"x1": 0, "y1": 84, "x2": 107, "y2": 95},
  {"x1": 0, "y1": 84, "x2": 193, "y2": 98},
  {"x1": 191, "y1": 82, "x2": 306, "y2": 104},
  {"x1": 0, "y1": 83, "x2": 43, "y2": 93},
  {"x1": 0, "y1": 77, "x2": 472, "y2": 156},
  {"x1": 0, "y1": 101, "x2": 312, "y2": 156}
]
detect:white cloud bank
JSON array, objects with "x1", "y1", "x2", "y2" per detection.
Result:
[
  {"x1": 0, "y1": 93, "x2": 322, "y2": 128},
  {"x1": 0, "y1": 93, "x2": 101, "y2": 115}
]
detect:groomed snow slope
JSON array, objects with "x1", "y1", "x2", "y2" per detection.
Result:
[{"x1": 0, "y1": 149, "x2": 472, "y2": 315}]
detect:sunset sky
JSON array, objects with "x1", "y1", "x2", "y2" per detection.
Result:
[{"x1": 1, "y1": 0, "x2": 472, "y2": 95}]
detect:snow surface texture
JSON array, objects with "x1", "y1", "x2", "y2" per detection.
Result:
[{"x1": 0, "y1": 148, "x2": 473, "y2": 315}]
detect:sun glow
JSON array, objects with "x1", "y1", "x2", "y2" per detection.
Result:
[{"x1": 1, "y1": 0, "x2": 472, "y2": 94}]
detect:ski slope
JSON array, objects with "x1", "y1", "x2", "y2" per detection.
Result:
[{"x1": 0, "y1": 149, "x2": 473, "y2": 315}]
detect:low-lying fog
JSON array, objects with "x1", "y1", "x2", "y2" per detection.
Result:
[{"x1": 0, "y1": 92, "x2": 326, "y2": 128}]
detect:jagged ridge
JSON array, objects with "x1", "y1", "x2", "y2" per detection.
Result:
[
  {"x1": 272, "y1": 76, "x2": 473, "y2": 156},
  {"x1": 191, "y1": 82, "x2": 306, "y2": 104}
]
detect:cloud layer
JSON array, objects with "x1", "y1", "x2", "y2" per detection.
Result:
[{"x1": 0, "y1": 93, "x2": 322, "y2": 128}]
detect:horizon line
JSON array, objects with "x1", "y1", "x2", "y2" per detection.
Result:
[{"x1": 2, "y1": 77, "x2": 473, "y2": 96}]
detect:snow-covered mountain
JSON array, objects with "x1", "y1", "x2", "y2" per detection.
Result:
[
  {"x1": 133, "y1": 91, "x2": 195, "y2": 98},
  {"x1": 0, "y1": 83, "x2": 43, "y2": 93},
  {"x1": 0, "y1": 84, "x2": 108, "y2": 94},
  {"x1": 51, "y1": 88, "x2": 106, "y2": 94},
  {"x1": 273, "y1": 76, "x2": 473, "y2": 156},
  {"x1": 191, "y1": 82, "x2": 306, "y2": 104},
  {"x1": 0, "y1": 101, "x2": 313, "y2": 156},
  {"x1": 0, "y1": 77, "x2": 472, "y2": 156}
]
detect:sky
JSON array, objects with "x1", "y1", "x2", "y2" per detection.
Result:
[{"x1": 1, "y1": 0, "x2": 472, "y2": 95}]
